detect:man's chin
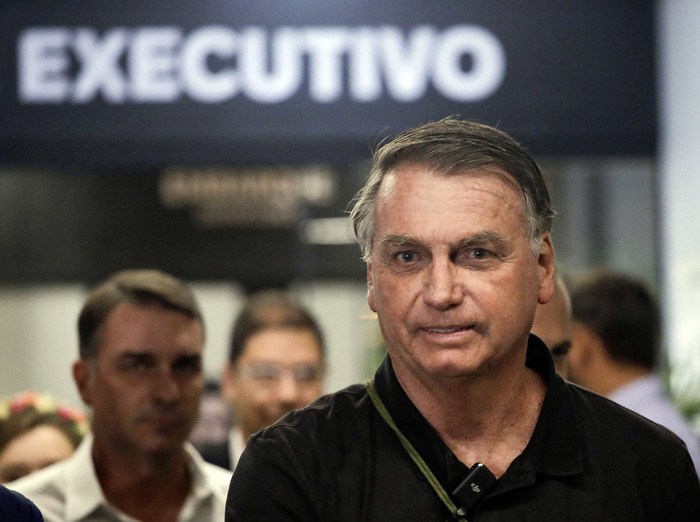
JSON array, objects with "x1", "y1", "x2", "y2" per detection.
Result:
[
  {"x1": 142, "y1": 442, "x2": 186, "y2": 460},
  {"x1": 417, "y1": 352, "x2": 484, "y2": 378},
  {"x1": 139, "y1": 432, "x2": 189, "y2": 457}
]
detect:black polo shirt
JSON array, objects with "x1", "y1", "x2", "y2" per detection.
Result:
[{"x1": 226, "y1": 336, "x2": 700, "y2": 521}]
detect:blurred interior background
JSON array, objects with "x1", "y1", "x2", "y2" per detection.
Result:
[{"x1": 1, "y1": 1, "x2": 700, "y2": 430}]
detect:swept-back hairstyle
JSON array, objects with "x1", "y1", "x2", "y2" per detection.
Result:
[
  {"x1": 349, "y1": 117, "x2": 555, "y2": 261},
  {"x1": 78, "y1": 269, "x2": 203, "y2": 358}
]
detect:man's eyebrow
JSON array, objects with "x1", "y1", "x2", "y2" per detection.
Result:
[
  {"x1": 120, "y1": 350, "x2": 151, "y2": 357},
  {"x1": 453, "y1": 232, "x2": 509, "y2": 250},
  {"x1": 375, "y1": 232, "x2": 510, "y2": 253},
  {"x1": 119, "y1": 351, "x2": 154, "y2": 361},
  {"x1": 174, "y1": 354, "x2": 202, "y2": 364},
  {"x1": 376, "y1": 234, "x2": 421, "y2": 249}
]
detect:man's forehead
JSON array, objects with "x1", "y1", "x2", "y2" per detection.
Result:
[
  {"x1": 96, "y1": 304, "x2": 204, "y2": 355},
  {"x1": 383, "y1": 162, "x2": 519, "y2": 184},
  {"x1": 377, "y1": 165, "x2": 524, "y2": 210},
  {"x1": 241, "y1": 328, "x2": 323, "y2": 359},
  {"x1": 104, "y1": 301, "x2": 202, "y2": 328}
]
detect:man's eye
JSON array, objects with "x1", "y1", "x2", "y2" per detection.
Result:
[
  {"x1": 397, "y1": 251, "x2": 416, "y2": 262},
  {"x1": 293, "y1": 365, "x2": 324, "y2": 383},
  {"x1": 468, "y1": 248, "x2": 496, "y2": 260},
  {"x1": 453, "y1": 247, "x2": 500, "y2": 266},
  {"x1": 123, "y1": 358, "x2": 151, "y2": 372},
  {"x1": 173, "y1": 357, "x2": 202, "y2": 376}
]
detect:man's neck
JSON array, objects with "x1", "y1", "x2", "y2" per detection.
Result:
[
  {"x1": 92, "y1": 441, "x2": 192, "y2": 522},
  {"x1": 599, "y1": 362, "x2": 651, "y2": 397},
  {"x1": 395, "y1": 360, "x2": 546, "y2": 478}
]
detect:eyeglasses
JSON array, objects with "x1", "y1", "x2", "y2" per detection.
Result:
[{"x1": 237, "y1": 363, "x2": 324, "y2": 385}]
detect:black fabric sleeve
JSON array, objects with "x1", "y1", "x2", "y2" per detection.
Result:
[
  {"x1": 225, "y1": 433, "x2": 319, "y2": 522},
  {"x1": 666, "y1": 453, "x2": 700, "y2": 519}
]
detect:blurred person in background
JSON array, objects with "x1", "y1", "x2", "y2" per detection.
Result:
[
  {"x1": 567, "y1": 268, "x2": 700, "y2": 475},
  {"x1": 531, "y1": 274, "x2": 573, "y2": 378},
  {"x1": 9, "y1": 269, "x2": 231, "y2": 521},
  {"x1": 199, "y1": 289, "x2": 326, "y2": 471},
  {"x1": 0, "y1": 391, "x2": 88, "y2": 483}
]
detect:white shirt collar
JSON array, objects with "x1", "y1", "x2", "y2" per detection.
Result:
[
  {"x1": 64, "y1": 433, "x2": 230, "y2": 521},
  {"x1": 229, "y1": 426, "x2": 247, "y2": 470}
]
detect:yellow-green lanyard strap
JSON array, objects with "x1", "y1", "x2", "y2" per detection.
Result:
[{"x1": 364, "y1": 380, "x2": 468, "y2": 522}]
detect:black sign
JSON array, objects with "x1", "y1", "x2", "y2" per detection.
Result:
[
  {"x1": 0, "y1": 1, "x2": 656, "y2": 167},
  {"x1": 0, "y1": 166, "x2": 369, "y2": 285}
]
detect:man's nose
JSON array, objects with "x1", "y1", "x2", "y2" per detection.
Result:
[
  {"x1": 422, "y1": 258, "x2": 464, "y2": 310},
  {"x1": 153, "y1": 368, "x2": 181, "y2": 403},
  {"x1": 273, "y1": 372, "x2": 303, "y2": 403}
]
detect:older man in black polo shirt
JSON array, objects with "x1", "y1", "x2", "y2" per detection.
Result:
[{"x1": 225, "y1": 118, "x2": 700, "y2": 521}]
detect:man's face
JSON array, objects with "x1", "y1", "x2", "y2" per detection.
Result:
[
  {"x1": 367, "y1": 165, "x2": 554, "y2": 385},
  {"x1": 221, "y1": 328, "x2": 324, "y2": 439},
  {"x1": 73, "y1": 302, "x2": 204, "y2": 459}
]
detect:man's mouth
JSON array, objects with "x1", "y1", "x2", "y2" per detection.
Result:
[{"x1": 424, "y1": 325, "x2": 472, "y2": 334}]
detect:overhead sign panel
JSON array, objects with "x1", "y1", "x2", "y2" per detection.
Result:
[{"x1": 0, "y1": 1, "x2": 656, "y2": 165}]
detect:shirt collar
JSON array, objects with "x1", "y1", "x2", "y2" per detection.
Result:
[
  {"x1": 521, "y1": 338, "x2": 583, "y2": 477},
  {"x1": 229, "y1": 426, "x2": 246, "y2": 470},
  {"x1": 64, "y1": 434, "x2": 108, "y2": 521},
  {"x1": 179, "y1": 442, "x2": 229, "y2": 517},
  {"x1": 373, "y1": 335, "x2": 583, "y2": 489},
  {"x1": 373, "y1": 351, "x2": 450, "y2": 482},
  {"x1": 63, "y1": 434, "x2": 227, "y2": 521}
]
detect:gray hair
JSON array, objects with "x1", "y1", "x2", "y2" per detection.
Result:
[{"x1": 348, "y1": 117, "x2": 555, "y2": 261}]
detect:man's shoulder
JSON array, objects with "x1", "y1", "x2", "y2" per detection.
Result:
[
  {"x1": 0, "y1": 485, "x2": 43, "y2": 521},
  {"x1": 565, "y1": 381, "x2": 692, "y2": 453},
  {"x1": 234, "y1": 382, "x2": 378, "y2": 501},
  {"x1": 254, "y1": 383, "x2": 370, "y2": 443}
]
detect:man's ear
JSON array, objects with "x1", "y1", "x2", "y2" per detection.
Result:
[
  {"x1": 72, "y1": 359, "x2": 93, "y2": 406},
  {"x1": 367, "y1": 262, "x2": 378, "y2": 313},
  {"x1": 537, "y1": 234, "x2": 556, "y2": 305}
]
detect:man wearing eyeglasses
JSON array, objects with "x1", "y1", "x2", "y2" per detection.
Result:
[{"x1": 198, "y1": 290, "x2": 326, "y2": 471}]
